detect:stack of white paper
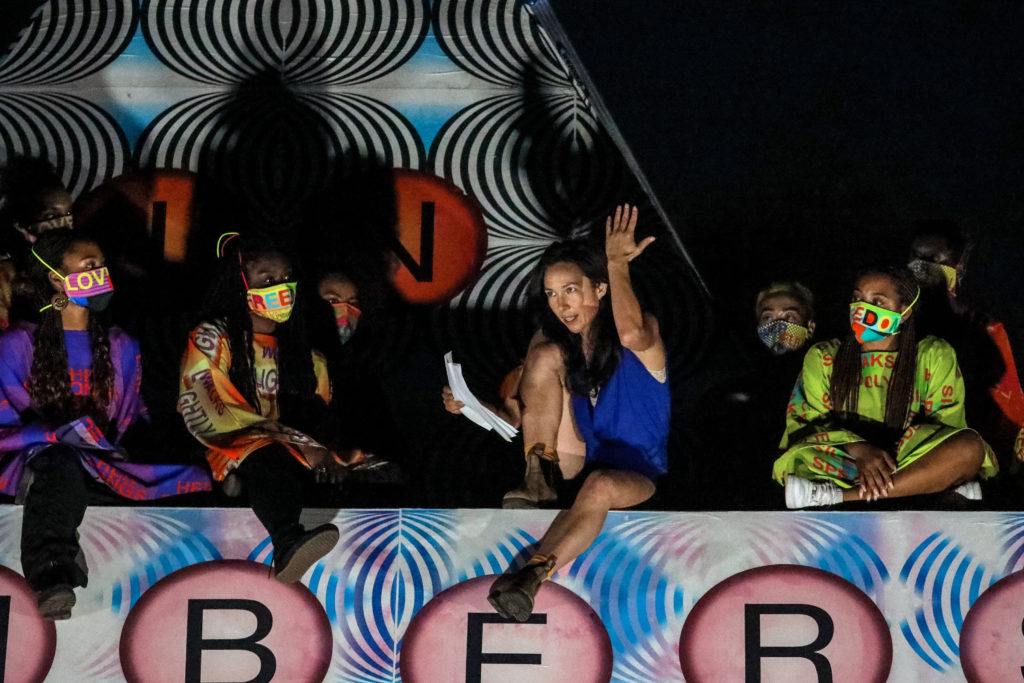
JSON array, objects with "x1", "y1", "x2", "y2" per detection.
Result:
[{"x1": 444, "y1": 351, "x2": 519, "y2": 441}]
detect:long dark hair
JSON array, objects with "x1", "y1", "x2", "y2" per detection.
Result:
[
  {"x1": 195, "y1": 234, "x2": 320, "y2": 428},
  {"x1": 28, "y1": 229, "x2": 114, "y2": 428},
  {"x1": 532, "y1": 240, "x2": 621, "y2": 396},
  {"x1": 830, "y1": 264, "x2": 919, "y2": 434}
]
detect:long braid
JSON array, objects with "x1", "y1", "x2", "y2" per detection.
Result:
[
  {"x1": 830, "y1": 331, "x2": 863, "y2": 417},
  {"x1": 883, "y1": 288, "x2": 918, "y2": 432},
  {"x1": 88, "y1": 312, "x2": 113, "y2": 429},
  {"x1": 28, "y1": 305, "x2": 73, "y2": 425}
]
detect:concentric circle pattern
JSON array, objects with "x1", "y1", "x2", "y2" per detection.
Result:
[
  {"x1": 141, "y1": 0, "x2": 429, "y2": 85},
  {"x1": 135, "y1": 90, "x2": 422, "y2": 224},
  {"x1": 433, "y1": 0, "x2": 572, "y2": 87},
  {"x1": 431, "y1": 93, "x2": 631, "y2": 313},
  {"x1": 898, "y1": 532, "x2": 998, "y2": 672},
  {"x1": 0, "y1": 0, "x2": 137, "y2": 85},
  {"x1": 431, "y1": 93, "x2": 626, "y2": 244},
  {"x1": 0, "y1": 92, "x2": 129, "y2": 197}
]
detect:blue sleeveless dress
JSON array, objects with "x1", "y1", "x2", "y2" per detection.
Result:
[{"x1": 570, "y1": 349, "x2": 671, "y2": 479}]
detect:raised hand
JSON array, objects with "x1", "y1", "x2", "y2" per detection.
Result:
[{"x1": 605, "y1": 203, "x2": 655, "y2": 265}]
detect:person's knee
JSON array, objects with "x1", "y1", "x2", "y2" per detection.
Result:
[
  {"x1": 576, "y1": 469, "x2": 620, "y2": 504},
  {"x1": 27, "y1": 445, "x2": 80, "y2": 474},
  {"x1": 947, "y1": 431, "x2": 985, "y2": 472},
  {"x1": 237, "y1": 443, "x2": 300, "y2": 478},
  {"x1": 525, "y1": 342, "x2": 563, "y2": 376}
]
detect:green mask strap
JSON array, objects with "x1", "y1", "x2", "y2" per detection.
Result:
[
  {"x1": 216, "y1": 232, "x2": 240, "y2": 258},
  {"x1": 901, "y1": 288, "x2": 921, "y2": 317},
  {"x1": 31, "y1": 247, "x2": 66, "y2": 312}
]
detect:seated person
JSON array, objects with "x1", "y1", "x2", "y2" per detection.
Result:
[
  {"x1": 0, "y1": 156, "x2": 75, "y2": 328},
  {"x1": 441, "y1": 336, "x2": 586, "y2": 509},
  {"x1": 909, "y1": 223, "x2": 1024, "y2": 500},
  {"x1": 488, "y1": 205, "x2": 670, "y2": 622},
  {"x1": 2, "y1": 230, "x2": 209, "y2": 619},
  {"x1": 316, "y1": 269, "x2": 405, "y2": 498},
  {"x1": 178, "y1": 233, "x2": 345, "y2": 583},
  {"x1": 693, "y1": 281, "x2": 816, "y2": 509},
  {"x1": 775, "y1": 264, "x2": 997, "y2": 508}
]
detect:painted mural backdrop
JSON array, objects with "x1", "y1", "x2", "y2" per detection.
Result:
[
  {"x1": 0, "y1": 0, "x2": 710, "y2": 395},
  {"x1": 2, "y1": 507, "x2": 1024, "y2": 680}
]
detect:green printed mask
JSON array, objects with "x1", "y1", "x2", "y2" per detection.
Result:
[{"x1": 849, "y1": 290, "x2": 919, "y2": 343}]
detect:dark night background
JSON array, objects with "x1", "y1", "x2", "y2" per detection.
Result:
[{"x1": 550, "y1": 0, "x2": 1024, "y2": 341}]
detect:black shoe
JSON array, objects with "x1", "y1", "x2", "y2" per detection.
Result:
[
  {"x1": 36, "y1": 584, "x2": 76, "y2": 620},
  {"x1": 487, "y1": 555, "x2": 557, "y2": 622},
  {"x1": 273, "y1": 523, "x2": 340, "y2": 584}
]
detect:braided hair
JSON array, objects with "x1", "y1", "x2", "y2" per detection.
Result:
[
  {"x1": 195, "y1": 234, "x2": 320, "y2": 428},
  {"x1": 829, "y1": 264, "x2": 920, "y2": 435},
  {"x1": 27, "y1": 229, "x2": 114, "y2": 429}
]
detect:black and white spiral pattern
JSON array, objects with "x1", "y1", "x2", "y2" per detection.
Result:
[
  {"x1": 432, "y1": 0, "x2": 572, "y2": 87},
  {"x1": 0, "y1": 0, "x2": 137, "y2": 85},
  {"x1": 135, "y1": 90, "x2": 422, "y2": 220},
  {"x1": 0, "y1": 92, "x2": 128, "y2": 197},
  {"x1": 141, "y1": 0, "x2": 429, "y2": 85},
  {"x1": 430, "y1": 93, "x2": 629, "y2": 308}
]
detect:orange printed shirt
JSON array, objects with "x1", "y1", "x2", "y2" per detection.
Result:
[{"x1": 177, "y1": 320, "x2": 330, "y2": 479}]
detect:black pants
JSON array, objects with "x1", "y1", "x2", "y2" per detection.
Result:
[
  {"x1": 236, "y1": 443, "x2": 309, "y2": 552},
  {"x1": 21, "y1": 445, "x2": 90, "y2": 591}
]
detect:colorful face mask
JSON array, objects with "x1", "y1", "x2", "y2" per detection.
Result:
[
  {"x1": 849, "y1": 290, "x2": 919, "y2": 343},
  {"x1": 331, "y1": 302, "x2": 361, "y2": 344},
  {"x1": 32, "y1": 248, "x2": 114, "y2": 312},
  {"x1": 908, "y1": 259, "x2": 957, "y2": 292},
  {"x1": 247, "y1": 282, "x2": 297, "y2": 323},
  {"x1": 757, "y1": 319, "x2": 810, "y2": 354},
  {"x1": 23, "y1": 213, "x2": 73, "y2": 237}
]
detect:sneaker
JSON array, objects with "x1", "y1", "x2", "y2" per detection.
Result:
[
  {"x1": 953, "y1": 480, "x2": 982, "y2": 501},
  {"x1": 273, "y1": 523, "x2": 340, "y2": 584},
  {"x1": 785, "y1": 475, "x2": 843, "y2": 509},
  {"x1": 36, "y1": 584, "x2": 76, "y2": 620}
]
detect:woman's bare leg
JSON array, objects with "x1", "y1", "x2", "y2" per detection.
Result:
[
  {"x1": 504, "y1": 341, "x2": 578, "y2": 507},
  {"x1": 489, "y1": 468, "x2": 655, "y2": 621},
  {"x1": 536, "y1": 469, "x2": 655, "y2": 571},
  {"x1": 841, "y1": 430, "x2": 985, "y2": 502}
]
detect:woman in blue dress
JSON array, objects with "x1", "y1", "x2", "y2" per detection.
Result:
[{"x1": 488, "y1": 204, "x2": 670, "y2": 622}]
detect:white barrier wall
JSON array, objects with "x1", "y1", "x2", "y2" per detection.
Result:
[{"x1": 1, "y1": 507, "x2": 1023, "y2": 681}]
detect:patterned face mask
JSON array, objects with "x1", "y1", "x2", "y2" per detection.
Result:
[
  {"x1": 908, "y1": 259, "x2": 957, "y2": 292},
  {"x1": 23, "y1": 213, "x2": 73, "y2": 237},
  {"x1": 757, "y1": 319, "x2": 810, "y2": 354},
  {"x1": 32, "y1": 248, "x2": 114, "y2": 312},
  {"x1": 849, "y1": 290, "x2": 919, "y2": 343},
  {"x1": 246, "y1": 282, "x2": 297, "y2": 323},
  {"x1": 331, "y1": 302, "x2": 361, "y2": 344}
]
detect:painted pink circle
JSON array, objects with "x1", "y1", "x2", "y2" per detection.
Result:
[
  {"x1": 119, "y1": 560, "x2": 332, "y2": 683},
  {"x1": 680, "y1": 565, "x2": 891, "y2": 683},
  {"x1": 960, "y1": 569, "x2": 1024, "y2": 682},
  {"x1": 400, "y1": 575, "x2": 612, "y2": 683},
  {"x1": 0, "y1": 565, "x2": 56, "y2": 683}
]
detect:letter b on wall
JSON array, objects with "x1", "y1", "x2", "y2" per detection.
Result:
[
  {"x1": 120, "y1": 560, "x2": 332, "y2": 682},
  {"x1": 680, "y1": 565, "x2": 892, "y2": 683}
]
